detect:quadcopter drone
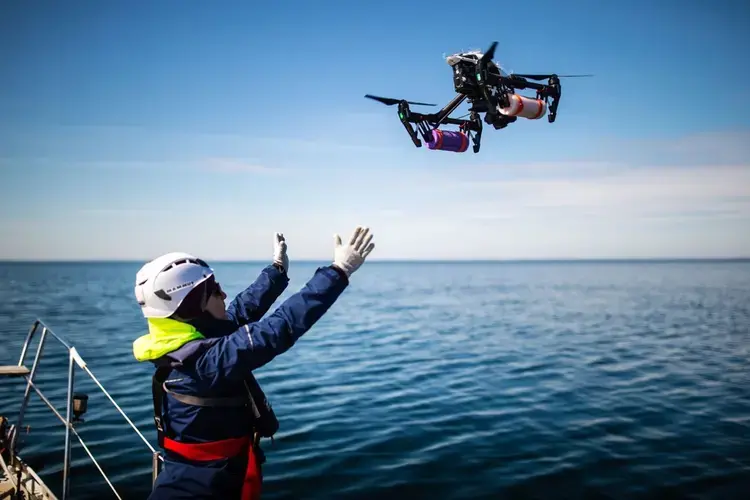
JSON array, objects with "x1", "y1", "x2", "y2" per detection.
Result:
[{"x1": 365, "y1": 41, "x2": 592, "y2": 153}]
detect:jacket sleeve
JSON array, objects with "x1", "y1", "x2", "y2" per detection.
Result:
[
  {"x1": 225, "y1": 264, "x2": 290, "y2": 327},
  {"x1": 193, "y1": 265, "x2": 349, "y2": 385}
]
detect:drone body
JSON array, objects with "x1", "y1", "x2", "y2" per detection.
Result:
[{"x1": 365, "y1": 42, "x2": 591, "y2": 154}]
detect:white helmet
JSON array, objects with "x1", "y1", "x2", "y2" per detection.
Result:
[{"x1": 134, "y1": 252, "x2": 214, "y2": 318}]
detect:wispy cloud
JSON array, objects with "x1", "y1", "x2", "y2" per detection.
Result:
[
  {"x1": 3, "y1": 130, "x2": 750, "y2": 260},
  {"x1": 201, "y1": 157, "x2": 285, "y2": 174},
  {"x1": 584, "y1": 130, "x2": 750, "y2": 167},
  {"x1": 435, "y1": 130, "x2": 750, "y2": 222},
  {"x1": 75, "y1": 208, "x2": 173, "y2": 216},
  {"x1": 251, "y1": 136, "x2": 394, "y2": 154},
  {"x1": 447, "y1": 163, "x2": 750, "y2": 221},
  {"x1": 377, "y1": 209, "x2": 406, "y2": 218}
]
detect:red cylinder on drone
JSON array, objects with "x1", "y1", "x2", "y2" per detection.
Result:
[
  {"x1": 426, "y1": 129, "x2": 469, "y2": 153},
  {"x1": 499, "y1": 94, "x2": 547, "y2": 120}
]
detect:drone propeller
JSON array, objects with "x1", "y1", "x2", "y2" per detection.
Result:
[
  {"x1": 364, "y1": 94, "x2": 436, "y2": 107},
  {"x1": 511, "y1": 73, "x2": 594, "y2": 80},
  {"x1": 479, "y1": 41, "x2": 498, "y2": 64},
  {"x1": 475, "y1": 42, "x2": 501, "y2": 118}
]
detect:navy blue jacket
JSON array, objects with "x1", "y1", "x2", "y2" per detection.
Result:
[{"x1": 146, "y1": 264, "x2": 349, "y2": 499}]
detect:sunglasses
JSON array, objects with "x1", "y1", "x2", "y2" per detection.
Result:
[{"x1": 201, "y1": 275, "x2": 225, "y2": 309}]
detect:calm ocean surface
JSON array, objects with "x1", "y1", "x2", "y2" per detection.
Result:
[{"x1": 1, "y1": 260, "x2": 749, "y2": 499}]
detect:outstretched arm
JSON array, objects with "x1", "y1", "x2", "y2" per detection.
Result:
[
  {"x1": 193, "y1": 265, "x2": 349, "y2": 386},
  {"x1": 225, "y1": 264, "x2": 289, "y2": 327}
]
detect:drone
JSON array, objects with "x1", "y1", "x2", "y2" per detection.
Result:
[{"x1": 365, "y1": 41, "x2": 592, "y2": 153}]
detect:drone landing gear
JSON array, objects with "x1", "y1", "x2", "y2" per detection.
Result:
[
  {"x1": 397, "y1": 101, "x2": 422, "y2": 148},
  {"x1": 397, "y1": 96, "x2": 483, "y2": 153},
  {"x1": 541, "y1": 75, "x2": 561, "y2": 123},
  {"x1": 460, "y1": 116, "x2": 483, "y2": 154}
]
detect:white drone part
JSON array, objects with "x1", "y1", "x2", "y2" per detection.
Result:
[
  {"x1": 445, "y1": 51, "x2": 483, "y2": 66},
  {"x1": 445, "y1": 54, "x2": 461, "y2": 66}
]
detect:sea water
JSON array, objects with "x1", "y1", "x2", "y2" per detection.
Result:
[{"x1": 1, "y1": 260, "x2": 749, "y2": 499}]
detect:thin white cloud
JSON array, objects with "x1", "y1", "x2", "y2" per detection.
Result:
[
  {"x1": 3, "y1": 130, "x2": 750, "y2": 260},
  {"x1": 585, "y1": 130, "x2": 750, "y2": 166},
  {"x1": 450, "y1": 163, "x2": 750, "y2": 217},
  {"x1": 377, "y1": 209, "x2": 406, "y2": 217},
  {"x1": 76, "y1": 209, "x2": 169, "y2": 216},
  {"x1": 202, "y1": 157, "x2": 285, "y2": 174}
]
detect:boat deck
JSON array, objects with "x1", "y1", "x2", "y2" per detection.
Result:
[
  {"x1": 0, "y1": 366, "x2": 30, "y2": 377},
  {"x1": 0, "y1": 453, "x2": 56, "y2": 500}
]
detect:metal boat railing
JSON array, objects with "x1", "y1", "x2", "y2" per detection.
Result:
[{"x1": 1, "y1": 318, "x2": 162, "y2": 499}]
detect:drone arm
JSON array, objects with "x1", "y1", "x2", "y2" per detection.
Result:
[
  {"x1": 429, "y1": 94, "x2": 467, "y2": 128},
  {"x1": 432, "y1": 116, "x2": 475, "y2": 127},
  {"x1": 504, "y1": 77, "x2": 544, "y2": 91}
]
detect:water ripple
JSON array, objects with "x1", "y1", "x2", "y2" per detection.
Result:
[{"x1": 1, "y1": 261, "x2": 750, "y2": 498}]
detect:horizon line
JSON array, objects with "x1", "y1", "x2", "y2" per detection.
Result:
[{"x1": 1, "y1": 257, "x2": 749, "y2": 264}]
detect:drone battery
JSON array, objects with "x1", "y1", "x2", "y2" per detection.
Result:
[
  {"x1": 426, "y1": 129, "x2": 469, "y2": 153},
  {"x1": 498, "y1": 94, "x2": 547, "y2": 120}
]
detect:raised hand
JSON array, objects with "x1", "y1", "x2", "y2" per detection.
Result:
[
  {"x1": 332, "y1": 226, "x2": 375, "y2": 277},
  {"x1": 273, "y1": 232, "x2": 288, "y2": 272}
]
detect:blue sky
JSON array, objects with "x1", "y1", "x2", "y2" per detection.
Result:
[{"x1": 1, "y1": 0, "x2": 749, "y2": 260}]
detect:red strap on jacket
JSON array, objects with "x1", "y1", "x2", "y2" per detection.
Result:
[{"x1": 163, "y1": 435, "x2": 262, "y2": 500}]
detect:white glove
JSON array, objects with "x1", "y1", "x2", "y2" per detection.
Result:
[
  {"x1": 332, "y1": 226, "x2": 375, "y2": 277},
  {"x1": 273, "y1": 232, "x2": 288, "y2": 271}
]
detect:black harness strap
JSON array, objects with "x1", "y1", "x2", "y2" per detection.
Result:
[{"x1": 162, "y1": 383, "x2": 249, "y2": 407}]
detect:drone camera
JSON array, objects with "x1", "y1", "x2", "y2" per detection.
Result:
[{"x1": 452, "y1": 61, "x2": 478, "y2": 95}]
